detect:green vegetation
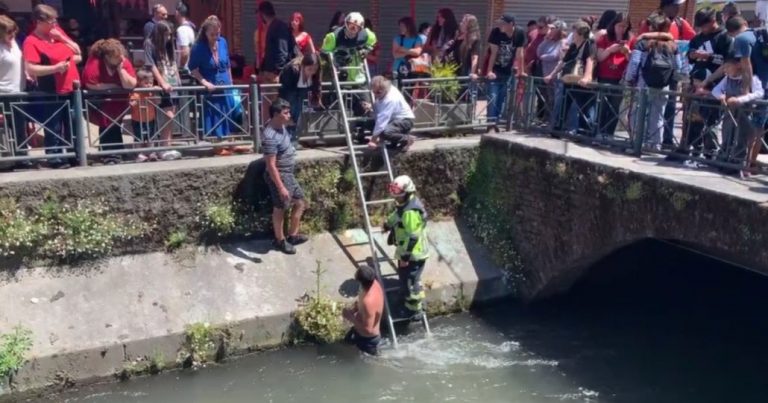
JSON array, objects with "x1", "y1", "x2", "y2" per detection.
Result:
[
  {"x1": 0, "y1": 198, "x2": 147, "y2": 264},
  {"x1": 180, "y1": 322, "x2": 218, "y2": 368},
  {"x1": 0, "y1": 326, "x2": 33, "y2": 386},
  {"x1": 0, "y1": 199, "x2": 43, "y2": 259},
  {"x1": 200, "y1": 202, "x2": 237, "y2": 237},
  {"x1": 461, "y1": 150, "x2": 525, "y2": 287},
  {"x1": 429, "y1": 61, "x2": 461, "y2": 102},
  {"x1": 294, "y1": 261, "x2": 347, "y2": 344},
  {"x1": 165, "y1": 230, "x2": 188, "y2": 252}
]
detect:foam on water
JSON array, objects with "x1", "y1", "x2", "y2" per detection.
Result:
[{"x1": 373, "y1": 322, "x2": 558, "y2": 375}]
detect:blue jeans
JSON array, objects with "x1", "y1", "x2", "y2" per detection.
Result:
[
  {"x1": 28, "y1": 96, "x2": 73, "y2": 160},
  {"x1": 280, "y1": 88, "x2": 309, "y2": 142},
  {"x1": 633, "y1": 87, "x2": 669, "y2": 150},
  {"x1": 487, "y1": 75, "x2": 512, "y2": 124},
  {"x1": 551, "y1": 81, "x2": 581, "y2": 131}
]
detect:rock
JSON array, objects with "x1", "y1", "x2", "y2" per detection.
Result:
[
  {"x1": 50, "y1": 291, "x2": 65, "y2": 303},
  {"x1": 30, "y1": 298, "x2": 39, "y2": 304},
  {"x1": 49, "y1": 333, "x2": 59, "y2": 345},
  {"x1": 234, "y1": 263, "x2": 246, "y2": 272}
]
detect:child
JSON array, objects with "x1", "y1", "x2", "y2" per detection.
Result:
[
  {"x1": 711, "y1": 56, "x2": 764, "y2": 178},
  {"x1": 130, "y1": 69, "x2": 158, "y2": 162}
]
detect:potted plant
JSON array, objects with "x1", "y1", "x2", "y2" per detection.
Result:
[{"x1": 412, "y1": 61, "x2": 472, "y2": 130}]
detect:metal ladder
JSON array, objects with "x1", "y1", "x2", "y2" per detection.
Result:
[{"x1": 323, "y1": 50, "x2": 431, "y2": 349}]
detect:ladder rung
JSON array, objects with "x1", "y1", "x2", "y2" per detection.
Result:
[
  {"x1": 381, "y1": 272, "x2": 399, "y2": 278},
  {"x1": 365, "y1": 198, "x2": 394, "y2": 206},
  {"x1": 341, "y1": 89, "x2": 372, "y2": 95},
  {"x1": 339, "y1": 81, "x2": 362, "y2": 86},
  {"x1": 337, "y1": 66, "x2": 362, "y2": 71},
  {"x1": 359, "y1": 171, "x2": 390, "y2": 178},
  {"x1": 391, "y1": 317, "x2": 412, "y2": 323},
  {"x1": 346, "y1": 116, "x2": 371, "y2": 122},
  {"x1": 385, "y1": 286, "x2": 401, "y2": 292}
]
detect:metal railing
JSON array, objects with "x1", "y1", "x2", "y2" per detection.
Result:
[
  {"x1": 5, "y1": 72, "x2": 762, "y2": 176},
  {"x1": 516, "y1": 76, "x2": 768, "y2": 174}
]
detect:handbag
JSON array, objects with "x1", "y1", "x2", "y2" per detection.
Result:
[
  {"x1": 561, "y1": 41, "x2": 587, "y2": 84},
  {"x1": 227, "y1": 89, "x2": 244, "y2": 125}
]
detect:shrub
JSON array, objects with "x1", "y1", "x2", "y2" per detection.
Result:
[
  {"x1": 179, "y1": 322, "x2": 217, "y2": 368},
  {"x1": 0, "y1": 199, "x2": 44, "y2": 258},
  {"x1": 0, "y1": 326, "x2": 33, "y2": 384},
  {"x1": 294, "y1": 261, "x2": 346, "y2": 344},
  {"x1": 39, "y1": 200, "x2": 148, "y2": 263},
  {"x1": 0, "y1": 198, "x2": 147, "y2": 264},
  {"x1": 165, "y1": 230, "x2": 188, "y2": 251},
  {"x1": 199, "y1": 202, "x2": 237, "y2": 237},
  {"x1": 429, "y1": 61, "x2": 461, "y2": 103}
]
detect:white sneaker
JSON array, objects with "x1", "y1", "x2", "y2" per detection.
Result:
[
  {"x1": 136, "y1": 153, "x2": 149, "y2": 162},
  {"x1": 160, "y1": 150, "x2": 182, "y2": 161}
]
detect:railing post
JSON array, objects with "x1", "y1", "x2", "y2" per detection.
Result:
[
  {"x1": 250, "y1": 75, "x2": 261, "y2": 154},
  {"x1": 72, "y1": 81, "x2": 87, "y2": 167},
  {"x1": 633, "y1": 87, "x2": 649, "y2": 157},
  {"x1": 503, "y1": 75, "x2": 516, "y2": 132}
]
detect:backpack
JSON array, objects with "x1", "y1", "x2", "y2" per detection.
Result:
[
  {"x1": 751, "y1": 28, "x2": 768, "y2": 63},
  {"x1": 641, "y1": 42, "x2": 675, "y2": 89}
]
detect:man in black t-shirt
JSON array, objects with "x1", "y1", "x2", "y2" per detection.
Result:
[
  {"x1": 485, "y1": 13, "x2": 527, "y2": 127},
  {"x1": 676, "y1": 7, "x2": 734, "y2": 162}
]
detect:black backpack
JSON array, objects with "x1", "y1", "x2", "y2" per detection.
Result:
[
  {"x1": 641, "y1": 42, "x2": 675, "y2": 89},
  {"x1": 751, "y1": 28, "x2": 768, "y2": 63}
]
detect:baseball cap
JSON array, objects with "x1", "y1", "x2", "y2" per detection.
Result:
[{"x1": 498, "y1": 13, "x2": 515, "y2": 24}]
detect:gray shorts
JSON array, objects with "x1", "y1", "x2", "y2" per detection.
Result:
[{"x1": 265, "y1": 170, "x2": 305, "y2": 209}]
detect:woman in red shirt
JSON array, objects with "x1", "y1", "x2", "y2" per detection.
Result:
[
  {"x1": 291, "y1": 12, "x2": 315, "y2": 56},
  {"x1": 82, "y1": 39, "x2": 137, "y2": 165},
  {"x1": 22, "y1": 4, "x2": 81, "y2": 168},
  {"x1": 596, "y1": 13, "x2": 632, "y2": 138}
]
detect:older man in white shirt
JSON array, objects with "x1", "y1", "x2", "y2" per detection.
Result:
[{"x1": 365, "y1": 76, "x2": 416, "y2": 151}]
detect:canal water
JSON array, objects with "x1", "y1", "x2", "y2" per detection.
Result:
[{"x1": 43, "y1": 240, "x2": 768, "y2": 403}]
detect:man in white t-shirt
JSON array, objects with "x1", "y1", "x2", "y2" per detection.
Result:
[{"x1": 175, "y1": 3, "x2": 195, "y2": 69}]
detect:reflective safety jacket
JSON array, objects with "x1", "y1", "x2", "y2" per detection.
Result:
[
  {"x1": 321, "y1": 27, "x2": 378, "y2": 82},
  {"x1": 386, "y1": 195, "x2": 429, "y2": 261}
]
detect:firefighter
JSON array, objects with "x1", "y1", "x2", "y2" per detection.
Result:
[{"x1": 383, "y1": 175, "x2": 428, "y2": 319}]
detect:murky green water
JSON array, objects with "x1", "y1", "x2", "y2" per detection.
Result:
[{"x1": 39, "y1": 240, "x2": 768, "y2": 403}]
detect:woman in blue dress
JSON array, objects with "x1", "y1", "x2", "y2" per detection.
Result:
[{"x1": 189, "y1": 16, "x2": 237, "y2": 150}]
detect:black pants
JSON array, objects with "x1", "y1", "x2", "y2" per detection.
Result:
[
  {"x1": 344, "y1": 328, "x2": 380, "y2": 356},
  {"x1": 99, "y1": 125, "x2": 124, "y2": 152},
  {"x1": 663, "y1": 78, "x2": 678, "y2": 144},
  {"x1": 556, "y1": 84, "x2": 595, "y2": 136},
  {"x1": 379, "y1": 118, "x2": 413, "y2": 144},
  {"x1": 684, "y1": 98, "x2": 721, "y2": 158},
  {"x1": 597, "y1": 77, "x2": 623, "y2": 137}
]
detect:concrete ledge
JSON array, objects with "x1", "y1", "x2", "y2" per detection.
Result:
[
  {"x1": 0, "y1": 137, "x2": 480, "y2": 256},
  {"x1": 0, "y1": 219, "x2": 511, "y2": 398}
]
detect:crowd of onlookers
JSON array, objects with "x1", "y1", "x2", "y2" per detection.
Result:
[{"x1": 2, "y1": 0, "x2": 768, "y2": 179}]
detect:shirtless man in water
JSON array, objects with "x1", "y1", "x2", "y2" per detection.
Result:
[{"x1": 342, "y1": 265, "x2": 384, "y2": 355}]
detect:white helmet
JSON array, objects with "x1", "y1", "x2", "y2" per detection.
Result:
[
  {"x1": 389, "y1": 175, "x2": 416, "y2": 197},
  {"x1": 345, "y1": 12, "x2": 365, "y2": 28}
]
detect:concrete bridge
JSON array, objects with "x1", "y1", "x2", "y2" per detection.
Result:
[{"x1": 471, "y1": 134, "x2": 768, "y2": 299}]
